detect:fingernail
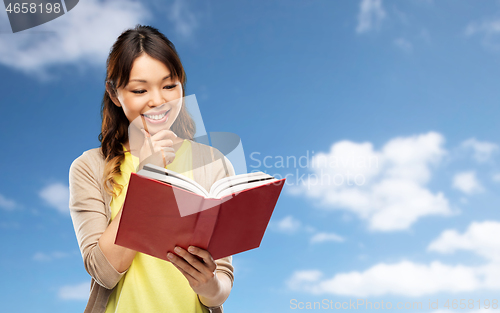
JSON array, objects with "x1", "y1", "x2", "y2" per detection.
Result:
[
  {"x1": 174, "y1": 246, "x2": 181, "y2": 253},
  {"x1": 188, "y1": 246, "x2": 195, "y2": 253},
  {"x1": 167, "y1": 252, "x2": 174, "y2": 259}
]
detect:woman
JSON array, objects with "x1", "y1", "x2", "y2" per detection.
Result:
[{"x1": 68, "y1": 24, "x2": 235, "y2": 313}]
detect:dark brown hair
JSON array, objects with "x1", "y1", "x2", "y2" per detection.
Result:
[{"x1": 99, "y1": 24, "x2": 196, "y2": 197}]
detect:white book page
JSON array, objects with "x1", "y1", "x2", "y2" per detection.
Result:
[
  {"x1": 209, "y1": 171, "x2": 273, "y2": 196},
  {"x1": 215, "y1": 178, "x2": 279, "y2": 199},
  {"x1": 142, "y1": 163, "x2": 209, "y2": 195},
  {"x1": 137, "y1": 168, "x2": 210, "y2": 198},
  {"x1": 140, "y1": 165, "x2": 276, "y2": 200},
  {"x1": 143, "y1": 163, "x2": 193, "y2": 182}
]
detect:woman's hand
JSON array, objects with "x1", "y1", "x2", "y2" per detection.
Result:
[
  {"x1": 167, "y1": 246, "x2": 223, "y2": 301},
  {"x1": 139, "y1": 129, "x2": 177, "y2": 168}
]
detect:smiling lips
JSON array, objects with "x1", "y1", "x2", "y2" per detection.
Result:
[{"x1": 142, "y1": 110, "x2": 170, "y2": 124}]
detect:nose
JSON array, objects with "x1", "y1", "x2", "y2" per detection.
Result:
[{"x1": 148, "y1": 87, "x2": 165, "y2": 108}]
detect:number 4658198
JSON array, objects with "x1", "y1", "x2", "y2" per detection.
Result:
[
  {"x1": 5, "y1": 2, "x2": 61, "y2": 14},
  {"x1": 443, "y1": 299, "x2": 498, "y2": 310}
]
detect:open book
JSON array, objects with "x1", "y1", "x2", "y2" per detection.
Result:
[
  {"x1": 115, "y1": 163, "x2": 286, "y2": 260},
  {"x1": 138, "y1": 163, "x2": 279, "y2": 199}
]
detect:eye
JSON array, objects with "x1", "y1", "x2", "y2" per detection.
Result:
[
  {"x1": 164, "y1": 84, "x2": 177, "y2": 90},
  {"x1": 131, "y1": 84, "x2": 177, "y2": 94}
]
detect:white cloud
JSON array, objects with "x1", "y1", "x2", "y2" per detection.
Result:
[
  {"x1": 310, "y1": 232, "x2": 344, "y2": 244},
  {"x1": 461, "y1": 138, "x2": 499, "y2": 163},
  {"x1": 428, "y1": 221, "x2": 500, "y2": 261},
  {"x1": 493, "y1": 173, "x2": 500, "y2": 182},
  {"x1": 288, "y1": 221, "x2": 500, "y2": 297},
  {"x1": 290, "y1": 132, "x2": 452, "y2": 231},
  {"x1": 0, "y1": 194, "x2": 16, "y2": 210},
  {"x1": 382, "y1": 132, "x2": 445, "y2": 183},
  {"x1": 452, "y1": 171, "x2": 483, "y2": 195},
  {"x1": 288, "y1": 220, "x2": 500, "y2": 297},
  {"x1": 33, "y1": 251, "x2": 70, "y2": 262},
  {"x1": 0, "y1": 0, "x2": 204, "y2": 79},
  {"x1": 39, "y1": 183, "x2": 70, "y2": 214},
  {"x1": 356, "y1": 0, "x2": 386, "y2": 34},
  {"x1": 287, "y1": 270, "x2": 323, "y2": 291},
  {"x1": 465, "y1": 19, "x2": 500, "y2": 51},
  {"x1": 0, "y1": 0, "x2": 151, "y2": 80},
  {"x1": 58, "y1": 281, "x2": 90, "y2": 300},
  {"x1": 465, "y1": 20, "x2": 500, "y2": 37},
  {"x1": 394, "y1": 38, "x2": 413, "y2": 52},
  {"x1": 273, "y1": 216, "x2": 344, "y2": 244},
  {"x1": 287, "y1": 260, "x2": 492, "y2": 297},
  {"x1": 274, "y1": 215, "x2": 302, "y2": 234},
  {"x1": 166, "y1": 0, "x2": 199, "y2": 38}
]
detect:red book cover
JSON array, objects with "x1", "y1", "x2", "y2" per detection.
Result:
[{"x1": 115, "y1": 172, "x2": 286, "y2": 261}]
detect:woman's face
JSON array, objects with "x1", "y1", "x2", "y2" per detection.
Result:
[{"x1": 108, "y1": 53, "x2": 183, "y2": 136}]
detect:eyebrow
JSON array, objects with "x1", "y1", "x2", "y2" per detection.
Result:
[{"x1": 128, "y1": 75, "x2": 171, "y2": 83}]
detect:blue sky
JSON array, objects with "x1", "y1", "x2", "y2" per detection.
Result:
[{"x1": 2, "y1": 0, "x2": 500, "y2": 312}]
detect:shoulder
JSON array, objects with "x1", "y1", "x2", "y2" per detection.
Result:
[
  {"x1": 70, "y1": 147, "x2": 104, "y2": 168},
  {"x1": 188, "y1": 140, "x2": 226, "y2": 160},
  {"x1": 188, "y1": 139, "x2": 212, "y2": 153},
  {"x1": 69, "y1": 147, "x2": 105, "y2": 180}
]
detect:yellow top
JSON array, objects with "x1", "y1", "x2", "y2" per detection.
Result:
[{"x1": 105, "y1": 140, "x2": 208, "y2": 313}]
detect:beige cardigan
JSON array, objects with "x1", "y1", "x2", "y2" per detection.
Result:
[{"x1": 68, "y1": 140, "x2": 235, "y2": 313}]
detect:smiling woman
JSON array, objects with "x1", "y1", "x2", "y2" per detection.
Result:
[
  {"x1": 68, "y1": 25, "x2": 236, "y2": 313},
  {"x1": 107, "y1": 54, "x2": 184, "y2": 146}
]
